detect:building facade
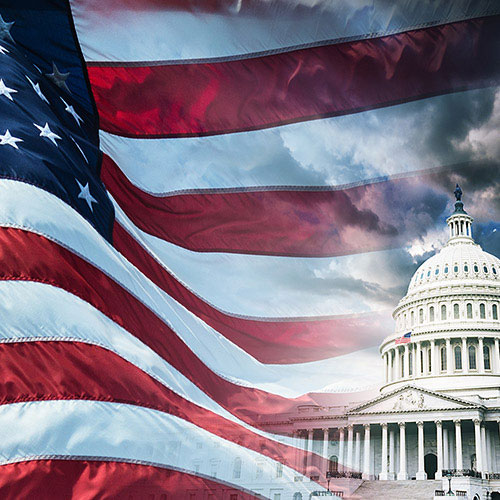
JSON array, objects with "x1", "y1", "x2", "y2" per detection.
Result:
[{"x1": 246, "y1": 191, "x2": 500, "y2": 499}]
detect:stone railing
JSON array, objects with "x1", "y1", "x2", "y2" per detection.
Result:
[
  {"x1": 485, "y1": 473, "x2": 500, "y2": 479},
  {"x1": 442, "y1": 469, "x2": 482, "y2": 478}
]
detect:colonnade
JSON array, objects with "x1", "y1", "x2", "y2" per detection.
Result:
[
  {"x1": 293, "y1": 419, "x2": 500, "y2": 480},
  {"x1": 383, "y1": 336, "x2": 500, "y2": 383}
]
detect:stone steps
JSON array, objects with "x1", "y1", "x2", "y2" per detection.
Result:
[{"x1": 348, "y1": 479, "x2": 442, "y2": 499}]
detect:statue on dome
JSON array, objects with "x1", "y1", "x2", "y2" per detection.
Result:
[{"x1": 454, "y1": 184, "x2": 462, "y2": 201}]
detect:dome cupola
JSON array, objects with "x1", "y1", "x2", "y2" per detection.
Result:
[{"x1": 379, "y1": 186, "x2": 500, "y2": 398}]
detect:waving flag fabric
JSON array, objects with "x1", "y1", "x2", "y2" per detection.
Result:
[{"x1": 0, "y1": 1, "x2": 499, "y2": 498}]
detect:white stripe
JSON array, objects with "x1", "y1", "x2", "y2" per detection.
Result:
[
  {"x1": 70, "y1": 0, "x2": 498, "y2": 63},
  {"x1": 0, "y1": 400, "x2": 325, "y2": 497},
  {"x1": 114, "y1": 196, "x2": 396, "y2": 318},
  {"x1": 100, "y1": 88, "x2": 492, "y2": 195},
  {"x1": 0, "y1": 180, "x2": 382, "y2": 395}
]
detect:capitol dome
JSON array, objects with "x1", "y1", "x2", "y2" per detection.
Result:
[{"x1": 380, "y1": 186, "x2": 500, "y2": 397}]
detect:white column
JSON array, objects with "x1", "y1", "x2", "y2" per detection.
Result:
[
  {"x1": 404, "y1": 344, "x2": 409, "y2": 380},
  {"x1": 397, "y1": 422, "x2": 407, "y2": 480},
  {"x1": 355, "y1": 430, "x2": 361, "y2": 472},
  {"x1": 305, "y1": 429, "x2": 314, "y2": 476},
  {"x1": 481, "y1": 424, "x2": 488, "y2": 474},
  {"x1": 416, "y1": 341, "x2": 422, "y2": 377},
  {"x1": 436, "y1": 420, "x2": 443, "y2": 480},
  {"x1": 346, "y1": 425, "x2": 354, "y2": 473},
  {"x1": 380, "y1": 423, "x2": 388, "y2": 480},
  {"x1": 416, "y1": 421, "x2": 426, "y2": 480},
  {"x1": 443, "y1": 427, "x2": 449, "y2": 469},
  {"x1": 474, "y1": 419, "x2": 483, "y2": 475},
  {"x1": 322, "y1": 428, "x2": 329, "y2": 459},
  {"x1": 454, "y1": 420, "x2": 463, "y2": 470},
  {"x1": 389, "y1": 427, "x2": 395, "y2": 480},
  {"x1": 431, "y1": 339, "x2": 436, "y2": 375},
  {"x1": 462, "y1": 338, "x2": 468, "y2": 374},
  {"x1": 362, "y1": 424, "x2": 371, "y2": 479},
  {"x1": 338, "y1": 428, "x2": 345, "y2": 472},
  {"x1": 446, "y1": 338, "x2": 452, "y2": 374},
  {"x1": 478, "y1": 337, "x2": 484, "y2": 373},
  {"x1": 395, "y1": 348, "x2": 401, "y2": 380},
  {"x1": 494, "y1": 338, "x2": 500, "y2": 374}
]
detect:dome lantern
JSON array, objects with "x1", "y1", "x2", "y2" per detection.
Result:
[{"x1": 445, "y1": 184, "x2": 473, "y2": 243}]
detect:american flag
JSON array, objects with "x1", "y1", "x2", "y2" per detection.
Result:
[
  {"x1": 395, "y1": 332, "x2": 412, "y2": 345},
  {"x1": 0, "y1": 1, "x2": 498, "y2": 498}
]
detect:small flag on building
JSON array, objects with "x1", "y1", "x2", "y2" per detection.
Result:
[{"x1": 395, "y1": 332, "x2": 412, "y2": 344}]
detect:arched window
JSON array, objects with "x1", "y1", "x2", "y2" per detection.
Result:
[
  {"x1": 454, "y1": 346, "x2": 462, "y2": 370},
  {"x1": 441, "y1": 305, "x2": 447, "y2": 321},
  {"x1": 479, "y1": 303, "x2": 486, "y2": 319},
  {"x1": 233, "y1": 457, "x2": 242, "y2": 479},
  {"x1": 293, "y1": 493, "x2": 303, "y2": 500},
  {"x1": 464, "y1": 264, "x2": 469, "y2": 273},
  {"x1": 420, "y1": 350, "x2": 424, "y2": 375},
  {"x1": 454, "y1": 303, "x2": 460, "y2": 319},
  {"x1": 469, "y1": 345, "x2": 477, "y2": 370},
  {"x1": 419, "y1": 308, "x2": 424, "y2": 324},
  {"x1": 403, "y1": 313, "x2": 407, "y2": 326},
  {"x1": 474, "y1": 264, "x2": 479, "y2": 273},
  {"x1": 493, "y1": 304, "x2": 498, "y2": 320},
  {"x1": 483, "y1": 265, "x2": 488, "y2": 273},
  {"x1": 440, "y1": 346, "x2": 447, "y2": 371},
  {"x1": 429, "y1": 306, "x2": 434, "y2": 322},
  {"x1": 409, "y1": 351, "x2": 413, "y2": 376},
  {"x1": 411, "y1": 311, "x2": 415, "y2": 326},
  {"x1": 329, "y1": 455, "x2": 339, "y2": 473},
  {"x1": 484, "y1": 345, "x2": 491, "y2": 370},
  {"x1": 467, "y1": 303, "x2": 473, "y2": 319},
  {"x1": 428, "y1": 348, "x2": 432, "y2": 373},
  {"x1": 400, "y1": 353, "x2": 404, "y2": 377},
  {"x1": 444, "y1": 266, "x2": 449, "y2": 274},
  {"x1": 454, "y1": 265, "x2": 459, "y2": 273}
]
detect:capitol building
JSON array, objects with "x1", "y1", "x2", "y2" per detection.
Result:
[{"x1": 244, "y1": 188, "x2": 500, "y2": 500}]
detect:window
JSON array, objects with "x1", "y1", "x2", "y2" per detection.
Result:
[
  {"x1": 420, "y1": 272, "x2": 424, "y2": 280},
  {"x1": 483, "y1": 265, "x2": 488, "y2": 273},
  {"x1": 474, "y1": 264, "x2": 479, "y2": 273},
  {"x1": 293, "y1": 494, "x2": 303, "y2": 500},
  {"x1": 455, "y1": 346, "x2": 462, "y2": 370},
  {"x1": 469, "y1": 345, "x2": 477, "y2": 370},
  {"x1": 464, "y1": 264, "x2": 469, "y2": 272},
  {"x1": 400, "y1": 353, "x2": 404, "y2": 377},
  {"x1": 441, "y1": 305, "x2": 447, "y2": 321},
  {"x1": 429, "y1": 306, "x2": 434, "y2": 322},
  {"x1": 233, "y1": 458, "x2": 242, "y2": 479},
  {"x1": 255, "y1": 461, "x2": 264, "y2": 479},
  {"x1": 428, "y1": 348, "x2": 432, "y2": 373},
  {"x1": 419, "y1": 308, "x2": 424, "y2": 324},
  {"x1": 467, "y1": 303, "x2": 473, "y2": 319},
  {"x1": 493, "y1": 267, "x2": 497, "y2": 275},
  {"x1": 210, "y1": 460, "x2": 219, "y2": 478},
  {"x1": 273, "y1": 494, "x2": 281, "y2": 500},
  {"x1": 484, "y1": 345, "x2": 491, "y2": 370},
  {"x1": 454, "y1": 303, "x2": 460, "y2": 319},
  {"x1": 444, "y1": 266, "x2": 449, "y2": 273},
  {"x1": 276, "y1": 462, "x2": 283, "y2": 478},
  {"x1": 409, "y1": 351, "x2": 413, "y2": 376},
  {"x1": 329, "y1": 455, "x2": 339, "y2": 473},
  {"x1": 493, "y1": 304, "x2": 498, "y2": 320},
  {"x1": 479, "y1": 303, "x2": 486, "y2": 319},
  {"x1": 420, "y1": 350, "x2": 424, "y2": 374},
  {"x1": 435, "y1": 267, "x2": 439, "y2": 275},
  {"x1": 411, "y1": 311, "x2": 415, "y2": 326},
  {"x1": 454, "y1": 265, "x2": 459, "y2": 273},
  {"x1": 427, "y1": 270, "x2": 431, "y2": 277},
  {"x1": 440, "y1": 346, "x2": 447, "y2": 371}
]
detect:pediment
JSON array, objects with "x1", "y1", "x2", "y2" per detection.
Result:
[{"x1": 348, "y1": 385, "x2": 480, "y2": 415}]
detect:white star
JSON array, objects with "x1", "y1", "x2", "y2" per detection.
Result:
[
  {"x1": 61, "y1": 97, "x2": 83, "y2": 126},
  {"x1": 0, "y1": 15, "x2": 14, "y2": 43},
  {"x1": 76, "y1": 179, "x2": 98, "y2": 212},
  {"x1": 0, "y1": 129, "x2": 22, "y2": 149},
  {"x1": 0, "y1": 79, "x2": 17, "y2": 101},
  {"x1": 26, "y1": 75, "x2": 49, "y2": 104},
  {"x1": 46, "y1": 62, "x2": 70, "y2": 93},
  {"x1": 0, "y1": 44, "x2": 8, "y2": 55},
  {"x1": 34, "y1": 122, "x2": 61, "y2": 146}
]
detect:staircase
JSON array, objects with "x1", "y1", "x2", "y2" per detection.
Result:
[{"x1": 348, "y1": 480, "x2": 442, "y2": 499}]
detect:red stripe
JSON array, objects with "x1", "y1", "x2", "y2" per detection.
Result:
[
  {"x1": 113, "y1": 222, "x2": 388, "y2": 364},
  {"x1": 88, "y1": 17, "x2": 500, "y2": 138},
  {"x1": 0, "y1": 341, "x2": 330, "y2": 476},
  {"x1": 0, "y1": 227, "x2": 345, "y2": 427},
  {"x1": 0, "y1": 459, "x2": 258, "y2": 500},
  {"x1": 102, "y1": 154, "x2": 411, "y2": 257}
]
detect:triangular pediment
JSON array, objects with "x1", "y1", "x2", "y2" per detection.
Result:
[{"x1": 348, "y1": 385, "x2": 481, "y2": 415}]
